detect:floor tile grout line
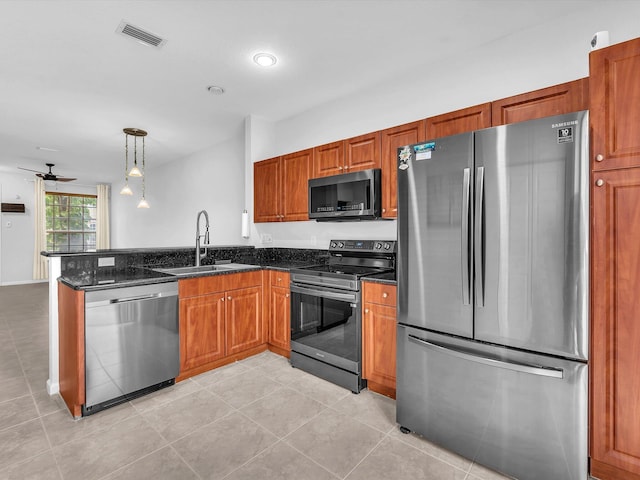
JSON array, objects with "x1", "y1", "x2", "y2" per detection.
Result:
[{"x1": 341, "y1": 433, "x2": 388, "y2": 480}]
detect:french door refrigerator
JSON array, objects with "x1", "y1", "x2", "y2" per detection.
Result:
[{"x1": 396, "y1": 111, "x2": 589, "y2": 480}]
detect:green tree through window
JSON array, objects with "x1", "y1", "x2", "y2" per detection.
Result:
[{"x1": 45, "y1": 193, "x2": 97, "y2": 252}]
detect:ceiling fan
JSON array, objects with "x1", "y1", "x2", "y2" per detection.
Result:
[{"x1": 18, "y1": 163, "x2": 77, "y2": 182}]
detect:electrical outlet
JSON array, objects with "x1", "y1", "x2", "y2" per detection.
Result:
[
  {"x1": 98, "y1": 257, "x2": 115, "y2": 267},
  {"x1": 261, "y1": 233, "x2": 273, "y2": 244}
]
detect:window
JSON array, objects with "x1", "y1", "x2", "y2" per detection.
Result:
[{"x1": 45, "y1": 193, "x2": 97, "y2": 252}]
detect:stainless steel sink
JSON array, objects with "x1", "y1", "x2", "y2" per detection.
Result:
[{"x1": 153, "y1": 263, "x2": 258, "y2": 276}]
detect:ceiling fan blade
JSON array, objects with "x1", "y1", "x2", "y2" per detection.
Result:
[
  {"x1": 56, "y1": 177, "x2": 77, "y2": 182},
  {"x1": 18, "y1": 166, "x2": 47, "y2": 174}
]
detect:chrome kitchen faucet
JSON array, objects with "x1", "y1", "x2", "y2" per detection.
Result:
[{"x1": 195, "y1": 209, "x2": 210, "y2": 266}]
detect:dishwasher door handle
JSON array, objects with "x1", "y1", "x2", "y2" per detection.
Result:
[{"x1": 86, "y1": 292, "x2": 176, "y2": 308}]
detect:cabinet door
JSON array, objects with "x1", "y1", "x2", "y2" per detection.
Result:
[
  {"x1": 269, "y1": 285, "x2": 290, "y2": 352},
  {"x1": 345, "y1": 131, "x2": 381, "y2": 173},
  {"x1": 313, "y1": 140, "x2": 345, "y2": 177},
  {"x1": 254, "y1": 157, "x2": 281, "y2": 222},
  {"x1": 491, "y1": 78, "x2": 588, "y2": 126},
  {"x1": 180, "y1": 293, "x2": 226, "y2": 371},
  {"x1": 425, "y1": 103, "x2": 491, "y2": 139},
  {"x1": 362, "y1": 302, "x2": 397, "y2": 392},
  {"x1": 591, "y1": 168, "x2": 640, "y2": 480},
  {"x1": 282, "y1": 149, "x2": 312, "y2": 221},
  {"x1": 591, "y1": 39, "x2": 640, "y2": 171},
  {"x1": 380, "y1": 120, "x2": 426, "y2": 218},
  {"x1": 226, "y1": 286, "x2": 263, "y2": 356}
]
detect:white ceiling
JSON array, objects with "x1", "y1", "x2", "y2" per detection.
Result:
[{"x1": 0, "y1": 0, "x2": 606, "y2": 185}]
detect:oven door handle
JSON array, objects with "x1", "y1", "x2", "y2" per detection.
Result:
[{"x1": 290, "y1": 283, "x2": 358, "y2": 302}]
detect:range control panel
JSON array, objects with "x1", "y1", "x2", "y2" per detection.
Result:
[{"x1": 328, "y1": 240, "x2": 397, "y2": 253}]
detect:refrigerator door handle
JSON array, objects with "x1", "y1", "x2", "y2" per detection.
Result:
[
  {"x1": 461, "y1": 168, "x2": 471, "y2": 305},
  {"x1": 474, "y1": 166, "x2": 485, "y2": 306},
  {"x1": 407, "y1": 335, "x2": 564, "y2": 379}
]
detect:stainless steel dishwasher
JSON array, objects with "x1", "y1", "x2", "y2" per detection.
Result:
[{"x1": 83, "y1": 282, "x2": 179, "y2": 415}]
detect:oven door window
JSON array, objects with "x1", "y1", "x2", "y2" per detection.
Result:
[{"x1": 291, "y1": 287, "x2": 359, "y2": 363}]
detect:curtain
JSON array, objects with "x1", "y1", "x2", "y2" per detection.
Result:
[
  {"x1": 32, "y1": 178, "x2": 48, "y2": 280},
  {"x1": 96, "y1": 184, "x2": 110, "y2": 249}
]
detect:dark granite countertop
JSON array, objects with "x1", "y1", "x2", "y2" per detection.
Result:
[
  {"x1": 42, "y1": 245, "x2": 254, "y2": 257},
  {"x1": 59, "y1": 267, "x2": 178, "y2": 291},
  {"x1": 362, "y1": 271, "x2": 397, "y2": 286}
]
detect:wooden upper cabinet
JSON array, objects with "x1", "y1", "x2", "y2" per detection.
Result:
[
  {"x1": 492, "y1": 78, "x2": 588, "y2": 126},
  {"x1": 590, "y1": 38, "x2": 640, "y2": 171},
  {"x1": 254, "y1": 157, "x2": 280, "y2": 222},
  {"x1": 254, "y1": 150, "x2": 311, "y2": 222},
  {"x1": 380, "y1": 120, "x2": 426, "y2": 218},
  {"x1": 345, "y1": 132, "x2": 381, "y2": 173},
  {"x1": 425, "y1": 103, "x2": 491, "y2": 138},
  {"x1": 313, "y1": 140, "x2": 345, "y2": 177},
  {"x1": 281, "y1": 149, "x2": 312, "y2": 221},
  {"x1": 590, "y1": 167, "x2": 640, "y2": 480},
  {"x1": 313, "y1": 133, "x2": 381, "y2": 178}
]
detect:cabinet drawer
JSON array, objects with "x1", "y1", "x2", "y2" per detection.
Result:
[
  {"x1": 363, "y1": 282, "x2": 396, "y2": 307},
  {"x1": 179, "y1": 271, "x2": 262, "y2": 298},
  {"x1": 269, "y1": 270, "x2": 290, "y2": 288}
]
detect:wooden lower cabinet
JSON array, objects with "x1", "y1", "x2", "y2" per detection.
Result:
[
  {"x1": 591, "y1": 167, "x2": 640, "y2": 480},
  {"x1": 177, "y1": 271, "x2": 265, "y2": 380},
  {"x1": 362, "y1": 282, "x2": 397, "y2": 398},
  {"x1": 267, "y1": 270, "x2": 291, "y2": 357},
  {"x1": 57, "y1": 282, "x2": 85, "y2": 417},
  {"x1": 226, "y1": 286, "x2": 263, "y2": 356}
]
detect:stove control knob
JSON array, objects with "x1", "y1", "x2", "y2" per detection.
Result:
[
  {"x1": 384, "y1": 242, "x2": 391, "y2": 250},
  {"x1": 374, "y1": 242, "x2": 382, "y2": 250},
  {"x1": 330, "y1": 242, "x2": 337, "y2": 248},
  {"x1": 337, "y1": 242, "x2": 344, "y2": 248}
]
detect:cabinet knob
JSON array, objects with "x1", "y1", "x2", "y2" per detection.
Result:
[
  {"x1": 382, "y1": 292, "x2": 388, "y2": 298},
  {"x1": 365, "y1": 308, "x2": 369, "y2": 313},
  {"x1": 220, "y1": 297, "x2": 225, "y2": 302},
  {"x1": 339, "y1": 166, "x2": 343, "y2": 170},
  {"x1": 596, "y1": 154, "x2": 604, "y2": 162},
  {"x1": 285, "y1": 293, "x2": 290, "y2": 298},
  {"x1": 228, "y1": 296, "x2": 232, "y2": 300},
  {"x1": 277, "y1": 277, "x2": 281, "y2": 282},
  {"x1": 596, "y1": 179, "x2": 604, "y2": 187},
  {"x1": 382, "y1": 208, "x2": 386, "y2": 213}
]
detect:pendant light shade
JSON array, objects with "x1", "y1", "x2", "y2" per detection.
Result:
[{"x1": 120, "y1": 184, "x2": 133, "y2": 195}]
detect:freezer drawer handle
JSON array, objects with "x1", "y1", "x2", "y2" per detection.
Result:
[{"x1": 408, "y1": 335, "x2": 564, "y2": 379}]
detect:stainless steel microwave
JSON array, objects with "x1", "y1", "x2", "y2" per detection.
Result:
[{"x1": 308, "y1": 168, "x2": 382, "y2": 221}]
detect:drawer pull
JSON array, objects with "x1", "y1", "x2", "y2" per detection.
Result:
[{"x1": 382, "y1": 292, "x2": 388, "y2": 298}]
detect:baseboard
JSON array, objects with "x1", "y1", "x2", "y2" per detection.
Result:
[{"x1": 1, "y1": 279, "x2": 48, "y2": 286}]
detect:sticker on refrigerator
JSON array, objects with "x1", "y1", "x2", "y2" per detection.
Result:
[
  {"x1": 414, "y1": 142, "x2": 435, "y2": 160},
  {"x1": 398, "y1": 146, "x2": 411, "y2": 170},
  {"x1": 557, "y1": 126, "x2": 573, "y2": 143}
]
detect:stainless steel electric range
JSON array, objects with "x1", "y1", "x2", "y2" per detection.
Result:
[{"x1": 289, "y1": 240, "x2": 396, "y2": 393}]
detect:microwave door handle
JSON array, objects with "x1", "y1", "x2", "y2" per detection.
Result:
[{"x1": 461, "y1": 167, "x2": 471, "y2": 306}]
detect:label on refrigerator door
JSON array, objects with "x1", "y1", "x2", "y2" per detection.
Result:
[
  {"x1": 557, "y1": 126, "x2": 574, "y2": 143},
  {"x1": 414, "y1": 142, "x2": 435, "y2": 160}
]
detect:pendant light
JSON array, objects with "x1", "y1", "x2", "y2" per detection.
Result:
[
  {"x1": 137, "y1": 149, "x2": 149, "y2": 209},
  {"x1": 119, "y1": 132, "x2": 133, "y2": 195},
  {"x1": 123, "y1": 128, "x2": 146, "y2": 177}
]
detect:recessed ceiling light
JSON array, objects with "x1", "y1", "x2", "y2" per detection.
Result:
[
  {"x1": 36, "y1": 146, "x2": 59, "y2": 152},
  {"x1": 253, "y1": 53, "x2": 277, "y2": 67},
  {"x1": 207, "y1": 85, "x2": 225, "y2": 95}
]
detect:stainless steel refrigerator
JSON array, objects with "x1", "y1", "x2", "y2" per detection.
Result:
[{"x1": 396, "y1": 111, "x2": 589, "y2": 480}]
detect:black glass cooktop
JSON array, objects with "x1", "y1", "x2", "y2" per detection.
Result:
[{"x1": 295, "y1": 264, "x2": 392, "y2": 277}]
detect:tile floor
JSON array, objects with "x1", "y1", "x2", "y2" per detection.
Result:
[{"x1": 0, "y1": 282, "x2": 512, "y2": 480}]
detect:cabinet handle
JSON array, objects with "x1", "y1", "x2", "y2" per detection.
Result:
[
  {"x1": 382, "y1": 292, "x2": 388, "y2": 298},
  {"x1": 392, "y1": 208, "x2": 397, "y2": 212},
  {"x1": 596, "y1": 179, "x2": 604, "y2": 187},
  {"x1": 596, "y1": 154, "x2": 604, "y2": 162}
]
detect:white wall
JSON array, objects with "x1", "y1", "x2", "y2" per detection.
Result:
[
  {"x1": 245, "y1": 3, "x2": 640, "y2": 249},
  {"x1": 0, "y1": 172, "x2": 98, "y2": 285},
  {"x1": 111, "y1": 126, "x2": 247, "y2": 248}
]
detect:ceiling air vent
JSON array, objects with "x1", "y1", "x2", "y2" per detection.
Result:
[{"x1": 116, "y1": 20, "x2": 167, "y2": 48}]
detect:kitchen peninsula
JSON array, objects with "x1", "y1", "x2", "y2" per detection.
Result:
[{"x1": 44, "y1": 245, "x2": 344, "y2": 416}]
